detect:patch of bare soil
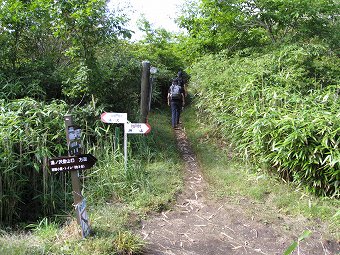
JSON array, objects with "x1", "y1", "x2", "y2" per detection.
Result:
[{"x1": 139, "y1": 125, "x2": 339, "y2": 255}]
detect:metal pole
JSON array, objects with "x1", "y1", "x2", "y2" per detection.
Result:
[
  {"x1": 148, "y1": 76, "x2": 153, "y2": 112},
  {"x1": 64, "y1": 114, "x2": 82, "y2": 223},
  {"x1": 114, "y1": 127, "x2": 120, "y2": 152},
  {"x1": 140, "y1": 61, "x2": 150, "y2": 123},
  {"x1": 124, "y1": 123, "x2": 128, "y2": 170}
]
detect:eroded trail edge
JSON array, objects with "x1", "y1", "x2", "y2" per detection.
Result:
[{"x1": 139, "y1": 126, "x2": 338, "y2": 255}]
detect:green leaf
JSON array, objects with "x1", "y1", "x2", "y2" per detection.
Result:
[
  {"x1": 283, "y1": 241, "x2": 298, "y2": 255},
  {"x1": 298, "y1": 230, "x2": 312, "y2": 242}
]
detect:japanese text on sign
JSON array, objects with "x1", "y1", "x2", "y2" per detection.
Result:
[
  {"x1": 125, "y1": 122, "x2": 151, "y2": 134},
  {"x1": 50, "y1": 164, "x2": 87, "y2": 172},
  {"x1": 101, "y1": 112, "x2": 127, "y2": 124},
  {"x1": 49, "y1": 155, "x2": 96, "y2": 173}
]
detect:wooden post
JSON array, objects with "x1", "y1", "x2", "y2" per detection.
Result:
[
  {"x1": 64, "y1": 114, "x2": 82, "y2": 223},
  {"x1": 140, "y1": 61, "x2": 150, "y2": 123}
]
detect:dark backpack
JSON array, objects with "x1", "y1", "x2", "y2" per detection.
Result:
[
  {"x1": 170, "y1": 84, "x2": 181, "y2": 100},
  {"x1": 177, "y1": 77, "x2": 184, "y2": 87}
]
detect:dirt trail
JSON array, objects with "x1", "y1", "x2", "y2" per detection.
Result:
[{"x1": 139, "y1": 125, "x2": 339, "y2": 255}]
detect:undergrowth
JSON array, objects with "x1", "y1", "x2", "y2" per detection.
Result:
[
  {"x1": 182, "y1": 105, "x2": 339, "y2": 240},
  {"x1": 0, "y1": 108, "x2": 183, "y2": 255},
  {"x1": 189, "y1": 43, "x2": 339, "y2": 197}
]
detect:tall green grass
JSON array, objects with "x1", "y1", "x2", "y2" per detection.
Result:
[
  {"x1": 0, "y1": 108, "x2": 183, "y2": 254},
  {"x1": 84, "y1": 108, "x2": 183, "y2": 212},
  {"x1": 0, "y1": 97, "x2": 111, "y2": 225},
  {"x1": 182, "y1": 105, "x2": 339, "y2": 239},
  {"x1": 189, "y1": 43, "x2": 339, "y2": 197},
  {"x1": 0, "y1": 98, "x2": 69, "y2": 225}
]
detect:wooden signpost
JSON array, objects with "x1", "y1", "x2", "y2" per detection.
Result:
[
  {"x1": 48, "y1": 111, "x2": 150, "y2": 238},
  {"x1": 47, "y1": 114, "x2": 96, "y2": 238},
  {"x1": 140, "y1": 61, "x2": 150, "y2": 123}
]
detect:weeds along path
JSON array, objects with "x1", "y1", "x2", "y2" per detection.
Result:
[{"x1": 139, "y1": 125, "x2": 337, "y2": 255}]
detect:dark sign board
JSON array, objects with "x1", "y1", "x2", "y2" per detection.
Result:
[{"x1": 49, "y1": 154, "x2": 97, "y2": 173}]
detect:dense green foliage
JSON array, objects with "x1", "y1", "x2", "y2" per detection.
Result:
[
  {"x1": 0, "y1": 110, "x2": 183, "y2": 255},
  {"x1": 182, "y1": 105, "x2": 339, "y2": 238},
  {"x1": 0, "y1": 97, "x2": 112, "y2": 224},
  {"x1": 181, "y1": 0, "x2": 340, "y2": 197},
  {"x1": 189, "y1": 43, "x2": 339, "y2": 196},
  {"x1": 178, "y1": 0, "x2": 340, "y2": 62},
  {"x1": 0, "y1": 0, "x2": 184, "y2": 226},
  {"x1": 0, "y1": 99, "x2": 68, "y2": 224},
  {"x1": 0, "y1": 0, "x2": 141, "y2": 108}
]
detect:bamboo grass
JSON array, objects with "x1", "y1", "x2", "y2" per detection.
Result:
[
  {"x1": 190, "y1": 43, "x2": 339, "y2": 197},
  {"x1": 0, "y1": 98, "x2": 112, "y2": 225}
]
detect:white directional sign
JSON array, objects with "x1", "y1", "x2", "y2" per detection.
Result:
[
  {"x1": 100, "y1": 112, "x2": 127, "y2": 124},
  {"x1": 126, "y1": 123, "x2": 151, "y2": 134}
]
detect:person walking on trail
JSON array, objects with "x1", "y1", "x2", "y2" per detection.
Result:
[
  {"x1": 177, "y1": 70, "x2": 188, "y2": 97},
  {"x1": 168, "y1": 78, "x2": 185, "y2": 129}
]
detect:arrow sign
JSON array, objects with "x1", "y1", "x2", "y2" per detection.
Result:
[
  {"x1": 125, "y1": 123, "x2": 151, "y2": 134},
  {"x1": 49, "y1": 154, "x2": 97, "y2": 173},
  {"x1": 101, "y1": 112, "x2": 127, "y2": 124}
]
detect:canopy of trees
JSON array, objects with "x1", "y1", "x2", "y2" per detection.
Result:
[{"x1": 178, "y1": 0, "x2": 339, "y2": 62}]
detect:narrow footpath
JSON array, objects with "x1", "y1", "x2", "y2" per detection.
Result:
[{"x1": 139, "y1": 125, "x2": 339, "y2": 255}]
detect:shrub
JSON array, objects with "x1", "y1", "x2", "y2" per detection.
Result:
[{"x1": 190, "y1": 43, "x2": 339, "y2": 197}]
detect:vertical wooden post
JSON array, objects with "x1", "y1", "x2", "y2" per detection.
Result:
[
  {"x1": 140, "y1": 61, "x2": 150, "y2": 123},
  {"x1": 64, "y1": 114, "x2": 82, "y2": 223}
]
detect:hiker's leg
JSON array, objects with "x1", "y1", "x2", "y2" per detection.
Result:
[
  {"x1": 170, "y1": 102, "x2": 177, "y2": 128},
  {"x1": 177, "y1": 102, "x2": 182, "y2": 125},
  {"x1": 174, "y1": 102, "x2": 181, "y2": 126}
]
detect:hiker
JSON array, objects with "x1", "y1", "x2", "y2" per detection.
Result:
[
  {"x1": 176, "y1": 70, "x2": 188, "y2": 97},
  {"x1": 168, "y1": 78, "x2": 185, "y2": 129}
]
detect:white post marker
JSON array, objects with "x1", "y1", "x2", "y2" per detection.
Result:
[
  {"x1": 100, "y1": 113, "x2": 152, "y2": 170},
  {"x1": 76, "y1": 199, "x2": 91, "y2": 238},
  {"x1": 124, "y1": 122, "x2": 127, "y2": 169},
  {"x1": 124, "y1": 121, "x2": 152, "y2": 169},
  {"x1": 100, "y1": 112, "x2": 128, "y2": 169},
  {"x1": 125, "y1": 122, "x2": 151, "y2": 134}
]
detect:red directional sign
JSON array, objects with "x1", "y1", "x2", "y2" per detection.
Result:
[
  {"x1": 100, "y1": 112, "x2": 127, "y2": 124},
  {"x1": 126, "y1": 123, "x2": 151, "y2": 134},
  {"x1": 49, "y1": 154, "x2": 97, "y2": 173}
]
